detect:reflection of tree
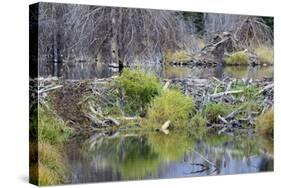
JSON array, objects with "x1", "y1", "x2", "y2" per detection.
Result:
[
  {"x1": 147, "y1": 131, "x2": 195, "y2": 161},
  {"x1": 83, "y1": 131, "x2": 194, "y2": 180},
  {"x1": 81, "y1": 132, "x2": 273, "y2": 180},
  {"x1": 83, "y1": 134, "x2": 161, "y2": 180},
  {"x1": 224, "y1": 66, "x2": 248, "y2": 78},
  {"x1": 224, "y1": 66, "x2": 273, "y2": 80},
  {"x1": 189, "y1": 134, "x2": 270, "y2": 175}
]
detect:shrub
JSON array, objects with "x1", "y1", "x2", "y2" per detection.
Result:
[
  {"x1": 254, "y1": 46, "x2": 274, "y2": 64},
  {"x1": 38, "y1": 106, "x2": 72, "y2": 145},
  {"x1": 163, "y1": 50, "x2": 191, "y2": 63},
  {"x1": 116, "y1": 69, "x2": 161, "y2": 115},
  {"x1": 224, "y1": 51, "x2": 248, "y2": 65},
  {"x1": 147, "y1": 90, "x2": 194, "y2": 128},
  {"x1": 256, "y1": 108, "x2": 274, "y2": 136},
  {"x1": 204, "y1": 102, "x2": 231, "y2": 123}
]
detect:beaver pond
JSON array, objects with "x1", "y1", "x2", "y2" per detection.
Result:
[
  {"x1": 65, "y1": 131, "x2": 273, "y2": 183},
  {"x1": 46, "y1": 64, "x2": 273, "y2": 184}
]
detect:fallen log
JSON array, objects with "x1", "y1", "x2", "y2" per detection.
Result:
[{"x1": 38, "y1": 85, "x2": 63, "y2": 94}]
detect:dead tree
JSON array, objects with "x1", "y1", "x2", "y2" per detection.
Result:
[
  {"x1": 38, "y1": 3, "x2": 198, "y2": 74},
  {"x1": 203, "y1": 13, "x2": 273, "y2": 49}
]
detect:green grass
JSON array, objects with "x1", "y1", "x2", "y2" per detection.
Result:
[
  {"x1": 30, "y1": 105, "x2": 72, "y2": 186},
  {"x1": 254, "y1": 46, "x2": 274, "y2": 64},
  {"x1": 256, "y1": 108, "x2": 274, "y2": 136},
  {"x1": 116, "y1": 68, "x2": 161, "y2": 115},
  {"x1": 147, "y1": 89, "x2": 194, "y2": 128},
  {"x1": 204, "y1": 102, "x2": 232, "y2": 123},
  {"x1": 224, "y1": 51, "x2": 248, "y2": 65},
  {"x1": 38, "y1": 106, "x2": 72, "y2": 145}
]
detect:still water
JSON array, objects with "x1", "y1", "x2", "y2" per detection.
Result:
[
  {"x1": 161, "y1": 65, "x2": 273, "y2": 80},
  {"x1": 40, "y1": 61, "x2": 273, "y2": 80},
  {"x1": 65, "y1": 131, "x2": 273, "y2": 183}
]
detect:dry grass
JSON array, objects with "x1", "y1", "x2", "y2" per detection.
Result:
[
  {"x1": 163, "y1": 50, "x2": 191, "y2": 63},
  {"x1": 224, "y1": 51, "x2": 248, "y2": 65},
  {"x1": 254, "y1": 46, "x2": 274, "y2": 64}
]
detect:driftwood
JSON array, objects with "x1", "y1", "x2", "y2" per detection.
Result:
[
  {"x1": 169, "y1": 76, "x2": 273, "y2": 135},
  {"x1": 38, "y1": 85, "x2": 63, "y2": 94},
  {"x1": 209, "y1": 90, "x2": 243, "y2": 98},
  {"x1": 89, "y1": 104, "x2": 120, "y2": 128},
  {"x1": 218, "y1": 115, "x2": 228, "y2": 124},
  {"x1": 257, "y1": 83, "x2": 274, "y2": 95},
  {"x1": 163, "y1": 80, "x2": 171, "y2": 90},
  {"x1": 156, "y1": 120, "x2": 170, "y2": 134}
]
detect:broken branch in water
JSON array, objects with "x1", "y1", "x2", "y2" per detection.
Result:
[{"x1": 192, "y1": 149, "x2": 216, "y2": 167}]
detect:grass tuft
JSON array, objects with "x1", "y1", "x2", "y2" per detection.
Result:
[
  {"x1": 204, "y1": 102, "x2": 232, "y2": 123},
  {"x1": 254, "y1": 46, "x2": 274, "y2": 64},
  {"x1": 38, "y1": 106, "x2": 72, "y2": 145},
  {"x1": 147, "y1": 89, "x2": 194, "y2": 128},
  {"x1": 116, "y1": 68, "x2": 161, "y2": 115},
  {"x1": 224, "y1": 51, "x2": 248, "y2": 65},
  {"x1": 163, "y1": 50, "x2": 191, "y2": 63}
]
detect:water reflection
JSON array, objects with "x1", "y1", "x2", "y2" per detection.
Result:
[
  {"x1": 39, "y1": 60, "x2": 273, "y2": 80},
  {"x1": 65, "y1": 132, "x2": 273, "y2": 183},
  {"x1": 161, "y1": 65, "x2": 273, "y2": 80},
  {"x1": 63, "y1": 63, "x2": 112, "y2": 80},
  {"x1": 39, "y1": 62, "x2": 113, "y2": 80}
]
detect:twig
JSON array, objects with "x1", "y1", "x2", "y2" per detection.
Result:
[
  {"x1": 209, "y1": 90, "x2": 243, "y2": 98},
  {"x1": 256, "y1": 83, "x2": 274, "y2": 95},
  {"x1": 218, "y1": 115, "x2": 228, "y2": 124},
  {"x1": 163, "y1": 80, "x2": 171, "y2": 90}
]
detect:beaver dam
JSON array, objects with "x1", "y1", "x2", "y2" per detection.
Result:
[
  {"x1": 29, "y1": 3, "x2": 274, "y2": 186},
  {"x1": 30, "y1": 65, "x2": 274, "y2": 183}
]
